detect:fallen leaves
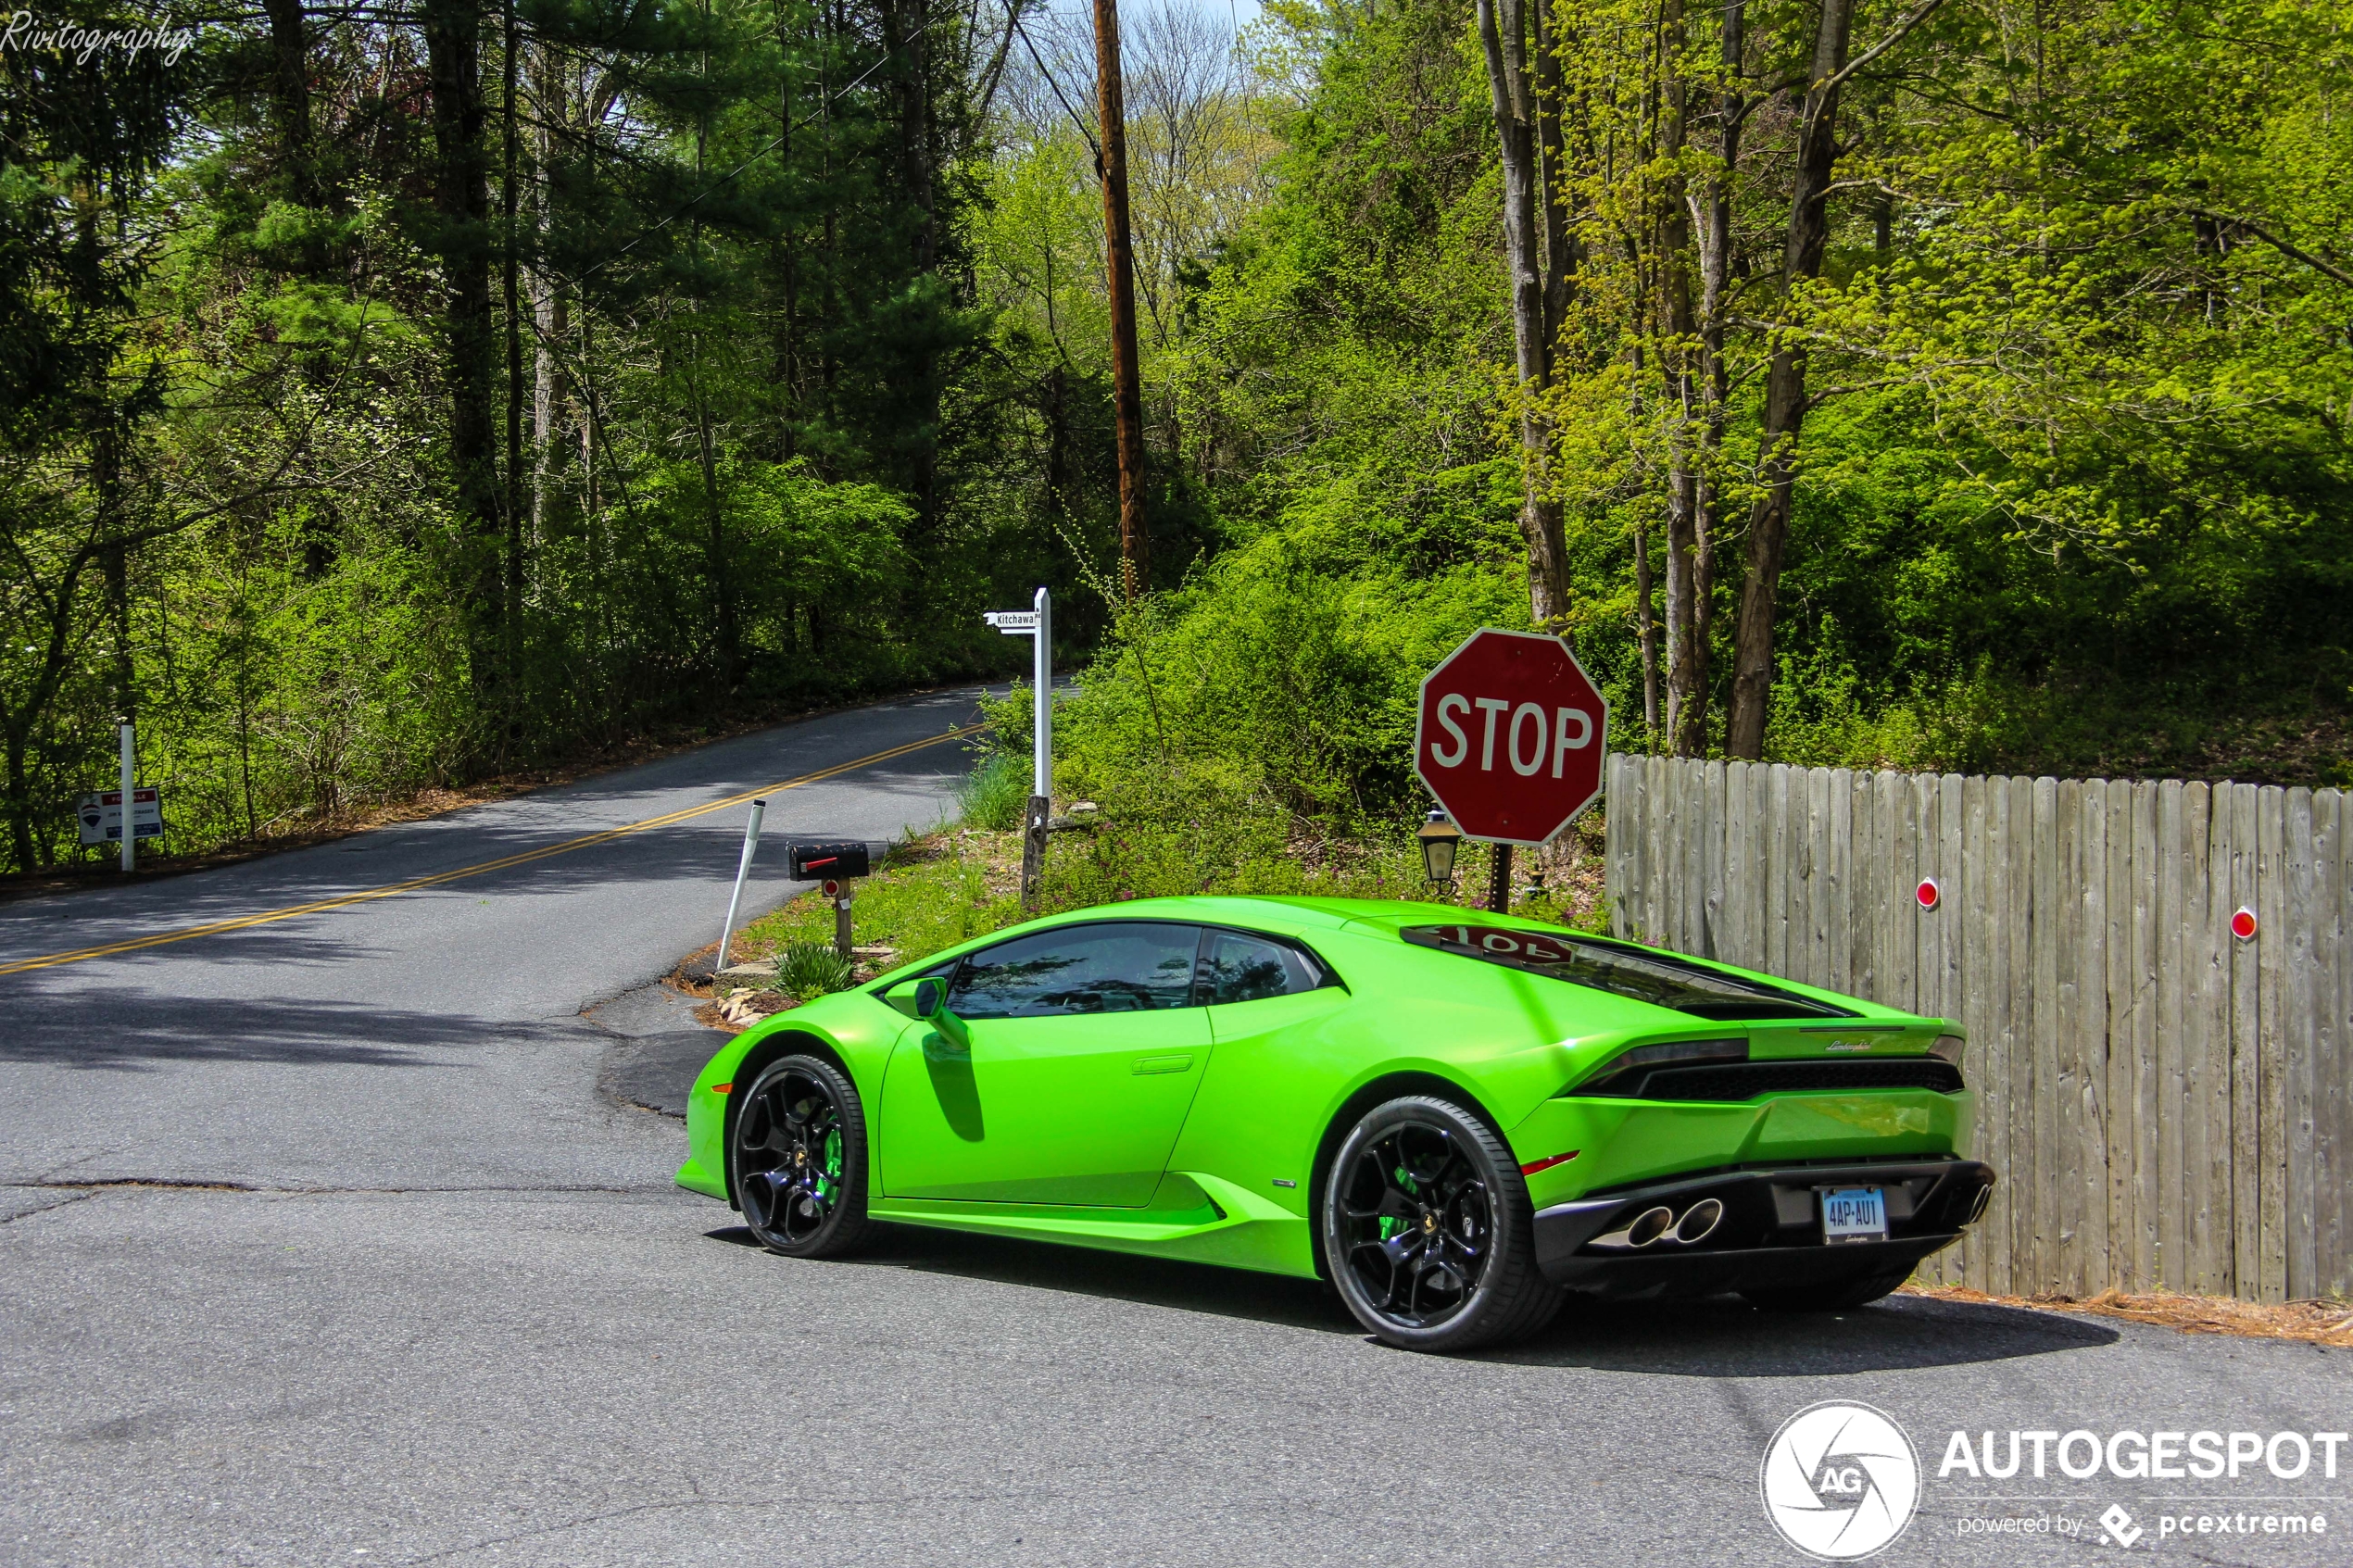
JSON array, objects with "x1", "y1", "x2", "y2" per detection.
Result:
[{"x1": 1905, "y1": 1283, "x2": 2353, "y2": 1346}]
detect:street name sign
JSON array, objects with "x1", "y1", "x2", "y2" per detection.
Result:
[
  {"x1": 1414, "y1": 629, "x2": 1607, "y2": 846},
  {"x1": 76, "y1": 786, "x2": 163, "y2": 846},
  {"x1": 984, "y1": 610, "x2": 1041, "y2": 633}
]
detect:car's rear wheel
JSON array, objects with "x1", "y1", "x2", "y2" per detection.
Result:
[
  {"x1": 1742, "y1": 1266, "x2": 1912, "y2": 1313},
  {"x1": 731, "y1": 1055, "x2": 873, "y2": 1259},
  {"x1": 1321, "y1": 1095, "x2": 1560, "y2": 1352}
]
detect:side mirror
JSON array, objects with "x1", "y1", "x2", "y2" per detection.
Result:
[{"x1": 913, "y1": 977, "x2": 969, "y2": 1052}]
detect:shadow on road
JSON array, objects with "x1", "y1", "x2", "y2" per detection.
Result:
[
  {"x1": 707, "y1": 1222, "x2": 2119, "y2": 1374},
  {"x1": 0, "y1": 750, "x2": 965, "y2": 947},
  {"x1": 1492, "y1": 1290, "x2": 2120, "y2": 1374},
  {"x1": 0, "y1": 987, "x2": 515, "y2": 1071},
  {"x1": 707, "y1": 1222, "x2": 1357, "y2": 1336}
]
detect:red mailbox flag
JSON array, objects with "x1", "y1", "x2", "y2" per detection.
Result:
[{"x1": 1414, "y1": 629, "x2": 1608, "y2": 846}]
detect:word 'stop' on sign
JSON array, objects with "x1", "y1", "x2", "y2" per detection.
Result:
[{"x1": 1414, "y1": 628, "x2": 1607, "y2": 846}]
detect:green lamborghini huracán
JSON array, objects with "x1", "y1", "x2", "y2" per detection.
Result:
[{"x1": 679, "y1": 896, "x2": 1993, "y2": 1352}]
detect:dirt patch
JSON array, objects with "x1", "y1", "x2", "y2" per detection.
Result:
[{"x1": 1904, "y1": 1283, "x2": 2353, "y2": 1346}]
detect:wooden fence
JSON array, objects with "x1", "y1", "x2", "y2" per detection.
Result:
[{"x1": 1602, "y1": 753, "x2": 2351, "y2": 1304}]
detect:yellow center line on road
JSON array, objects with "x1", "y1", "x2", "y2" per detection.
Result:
[{"x1": 0, "y1": 723, "x2": 986, "y2": 979}]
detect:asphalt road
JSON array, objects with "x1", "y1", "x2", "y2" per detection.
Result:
[{"x1": 3, "y1": 689, "x2": 2345, "y2": 1568}]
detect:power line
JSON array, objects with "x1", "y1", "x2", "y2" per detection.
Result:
[{"x1": 1004, "y1": 0, "x2": 1104, "y2": 172}]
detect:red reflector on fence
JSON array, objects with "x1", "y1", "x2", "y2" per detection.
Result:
[
  {"x1": 2231, "y1": 907, "x2": 2258, "y2": 940},
  {"x1": 1916, "y1": 877, "x2": 1941, "y2": 910}
]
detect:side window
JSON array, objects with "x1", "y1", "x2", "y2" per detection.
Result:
[
  {"x1": 1198, "y1": 930, "x2": 1328, "y2": 1006},
  {"x1": 949, "y1": 923, "x2": 1203, "y2": 1019}
]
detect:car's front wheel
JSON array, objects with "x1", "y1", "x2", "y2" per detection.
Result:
[
  {"x1": 731, "y1": 1054, "x2": 873, "y2": 1259},
  {"x1": 1321, "y1": 1095, "x2": 1561, "y2": 1352}
]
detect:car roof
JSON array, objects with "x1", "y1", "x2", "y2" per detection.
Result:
[{"x1": 1022, "y1": 895, "x2": 1466, "y2": 932}]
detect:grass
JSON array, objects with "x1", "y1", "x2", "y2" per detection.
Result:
[{"x1": 955, "y1": 753, "x2": 1031, "y2": 832}]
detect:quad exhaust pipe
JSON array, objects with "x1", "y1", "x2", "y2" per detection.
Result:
[{"x1": 1592, "y1": 1196, "x2": 1726, "y2": 1250}]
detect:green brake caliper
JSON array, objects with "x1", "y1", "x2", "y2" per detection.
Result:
[{"x1": 1380, "y1": 1165, "x2": 1419, "y2": 1242}]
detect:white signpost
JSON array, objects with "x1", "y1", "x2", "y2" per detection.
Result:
[
  {"x1": 982, "y1": 585, "x2": 1051, "y2": 798},
  {"x1": 715, "y1": 797, "x2": 766, "y2": 972},
  {"x1": 984, "y1": 586, "x2": 1052, "y2": 906}
]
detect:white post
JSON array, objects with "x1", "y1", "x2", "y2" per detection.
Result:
[
  {"x1": 1032, "y1": 584, "x2": 1051, "y2": 797},
  {"x1": 717, "y1": 797, "x2": 766, "y2": 972},
  {"x1": 118, "y1": 720, "x2": 135, "y2": 872}
]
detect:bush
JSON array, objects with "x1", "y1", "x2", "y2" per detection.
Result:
[
  {"x1": 1052, "y1": 538, "x2": 1526, "y2": 838},
  {"x1": 957, "y1": 751, "x2": 1031, "y2": 831},
  {"x1": 775, "y1": 940, "x2": 857, "y2": 1001}
]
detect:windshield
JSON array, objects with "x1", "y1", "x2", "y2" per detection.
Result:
[{"x1": 1399, "y1": 924, "x2": 1852, "y2": 1021}]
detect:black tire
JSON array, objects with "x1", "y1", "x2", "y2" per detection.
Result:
[
  {"x1": 730, "y1": 1054, "x2": 874, "y2": 1259},
  {"x1": 1742, "y1": 1266, "x2": 1913, "y2": 1313},
  {"x1": 1320, "y1": 1095, "x2": 1561, "y2": 1352}
]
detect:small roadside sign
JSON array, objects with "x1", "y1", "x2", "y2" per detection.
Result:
[
  {"x1": 77, "y1": 787, "x2": 163, "y2": 847},
  {"x1": 984, "y1": 588, "x2": 1054, "y2": 910}
]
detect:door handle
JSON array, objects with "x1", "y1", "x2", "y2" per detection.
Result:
[{"x1": 1131, "y1": 1053, "x2": 1194, "y2": 1075}]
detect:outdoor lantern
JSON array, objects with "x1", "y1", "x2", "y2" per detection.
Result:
[{"x1": 1418, "y1": 809, "x2": 1463, "y2": 885}]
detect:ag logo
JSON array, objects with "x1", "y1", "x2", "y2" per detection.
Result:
[{"x1": 1760, "y1": 1400, "x2": 1919, "y2": 1560}]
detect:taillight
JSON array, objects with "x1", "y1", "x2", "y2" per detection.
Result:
[
  {"x1": 1562, "y1": 1037, "x2": 1748, "y2": 1098},
  {"x1": 1928, "y1": 1035, "x2": 1965, "y2": 1066}
]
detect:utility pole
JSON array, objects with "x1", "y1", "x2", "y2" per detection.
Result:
[{"x1": 1090, "y1": 0, "x2": 1149, "y2": 603}]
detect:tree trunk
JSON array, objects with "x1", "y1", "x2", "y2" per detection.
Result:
[
  {"x1": 1093, "y1": 0, "x2": 1151, "y2": 602},
  {"x1": 501, "y1": 0, "x2": 525, "y2": 733},
  {"x1": 95, "y1": 419, "x2": 134, "y2": 727},
  {"x1": 770, "y1": 21, "x2": 799, "y2": 462},
  {"x1": 262, "y1": 0, "x2": 313, "y2": 201},
  {"x1": 1725, "y1": 0, "x2": 1854, "y2": 759},
  {"x1": 1657, "y1": 0, "x2": 1708, "y2": 756},
  {"x1": 694, "y1": 378, "x2": 739, "y2": 686},
  {"x1": 533, "y1": 280, "x2": 567, "y2": 517},
  {"x1": 898, "y1": 0, "x2": 935, "y2": 269},
  {"x1": 3, "y1": 726, "x2": 31, "y2": 873},
  {"x1": 1635, "y1": 519, "x2": 1660, "y2": 736},
  {"x1": 1691, "y1": 0, "x2": 1745, "y2": 749},
  {"x1": 425, "y1": 0, "x2": 504, "y2": 724},
  {"x1": 1476, "y1": 0, "x2": 1570, "y2": 627},
  {"x1": 1529, "y1": 0, "x2": 1575, "y2": 343}
]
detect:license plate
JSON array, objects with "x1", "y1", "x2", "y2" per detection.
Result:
[{"x1": 1820, "y1": 1185, "x2": 1888, "y2": 1244}]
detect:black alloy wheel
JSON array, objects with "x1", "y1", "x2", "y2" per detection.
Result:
[
  {"x1": 1321, "y1": 1096, "x2": 1560, "y2": 1352},
  {"x1": 731, "y1": 1055, "x2": 873, "y2": 1259}
]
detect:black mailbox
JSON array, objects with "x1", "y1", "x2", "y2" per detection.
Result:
[{"x1": 787, "y1": 841, "x2": 871, "y2": 880}]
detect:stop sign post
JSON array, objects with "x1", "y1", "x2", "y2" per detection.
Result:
[{"x1": 1414, "y1": 629, "x2": 1607, "y2": 908}]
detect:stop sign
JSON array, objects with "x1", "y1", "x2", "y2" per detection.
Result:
[{"x1": 1414, "y1": 629, "x2": 1608, "y2": 845}]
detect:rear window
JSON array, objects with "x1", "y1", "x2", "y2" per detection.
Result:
[{"x1": 1399, "y1": 924, "x2": 1851, "y2": 1021}]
